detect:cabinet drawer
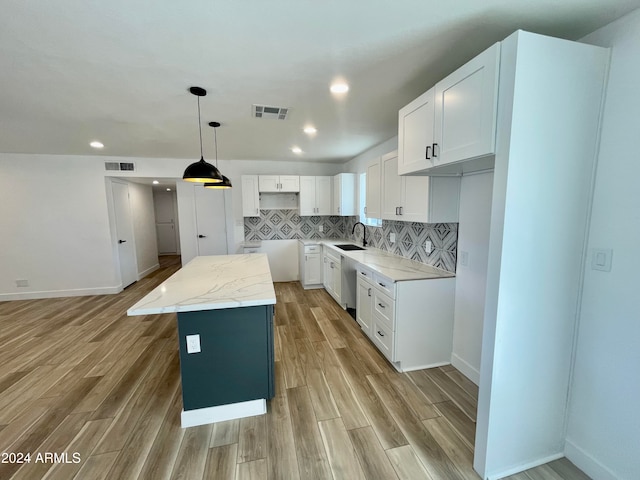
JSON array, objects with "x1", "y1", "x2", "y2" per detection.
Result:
[
  {"x1": 371, "y1": 319, "x2": 394, "y2": 362},
  {"x1": 373, "y1": 290, "x2": 395, "y2": 331},
  {"x1": 357, "y1": 267, "x2": 374, "y2": 282},
  {"x1": 304, "y1": 244, "x2": 321, "y2": 253},
  {"x1": 373, "y1": 274, "x2": 396, "y2": 299}
]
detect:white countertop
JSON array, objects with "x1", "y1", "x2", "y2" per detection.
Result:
[
  {"x1": 300, "y1": 238, "x2": 454, "y2": 282},
  {"x1": 127, "y1": 254, "x2": 276, "y2": 316}
]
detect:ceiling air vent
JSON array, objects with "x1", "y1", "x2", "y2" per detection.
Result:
[
  {"x1": 104, "y1": 162, "x2": 136, "y2": 172},
  {"x1": 253, "y1": 104, "x2": 289, "y2": 120}
]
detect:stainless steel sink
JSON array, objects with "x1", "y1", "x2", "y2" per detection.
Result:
[{"x1": 335, "y1": 244, "x2": 366, "y2": 251}]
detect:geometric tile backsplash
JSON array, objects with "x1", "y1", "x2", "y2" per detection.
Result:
[{"x1": 244, "y1": 209, "x2": 458, "y2": 273}]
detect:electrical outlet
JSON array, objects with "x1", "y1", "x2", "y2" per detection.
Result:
[
  {"x1": 389, "y1": 233, "x2": 396, "y2": 244},
  {"x1": 319, "y1": 225, "x2": 324, "y2": 233},
  {"x1": 16, "y1": 279, "x2": 29, "y2": 288},
  {"x1": 186, "y1": 334, "x2": 201, "y2": 354},
  {"x1": 424, "y1": 240, "x2": 432, "y2": 254}
]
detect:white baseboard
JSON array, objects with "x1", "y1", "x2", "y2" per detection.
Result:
[
  {"x1": 451, "y1": 352, "x2": 480, "y2": 385},
  {"x1": 565, "y1": 438, "x2": 619, "y2": 480},
  {"x1": 181, "y1": 399, "x2": 266, "y2": 428},
  {"x1": 0, "y1": 285, "x2": 122, "y2": 301},
  {"x1": 137, "y1": 263, "x2": 160, "y2": 280},
  {"x1": 397, "y1": 361, "x2": 450, "y2": 373},
  {"x1": 486, "y1": 452, "x2": 564, "y2": 480}
]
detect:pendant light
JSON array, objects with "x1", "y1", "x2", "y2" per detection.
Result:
[
  {"x1": 182, "y1": 87, "x2": 223, "y2": 183},
  {"x1": 204, "y1": 121, "x2": 232, "y2": 189}
]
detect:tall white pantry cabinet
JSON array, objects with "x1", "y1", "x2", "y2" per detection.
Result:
[{"x1": 471, "y1": 31, "x2": 609, "y2": 479}]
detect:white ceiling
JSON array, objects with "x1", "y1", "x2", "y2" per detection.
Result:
[{"x1": 1, "y1": 1, "x2": 638, "y2": 164}]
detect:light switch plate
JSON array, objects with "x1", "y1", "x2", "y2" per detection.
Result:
[
  {"x1": 389, "y1": 233, "x2": 396, "y2": 244},
  {"x1": 319, "y1": 225, "x2": 324, "y2": 233},
  {"x1": 460, "y1": 251, "x2": 469, "y2": 266},
  {"x1": 186, "y1": 334, "x2": 201, "y2": 354},
  {"x1": 425, "y1": 240, "x2": 433, "y2": 254},
  {"x1": 591, "y1": 248, "x2": 612, "y2": 272}
]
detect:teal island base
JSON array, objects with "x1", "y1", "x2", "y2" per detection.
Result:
[{"x1": 176, "y1": 304, "x2": 275, "y2": 427}]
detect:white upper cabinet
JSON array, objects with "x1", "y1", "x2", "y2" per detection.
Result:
[
  {"x1": 381, "y1": 151, "x2": 460, "y2": 223},
  {"x1": 365, "y1": 158, "x2": 381, "y2": 219},
  {"x1": 433, "y1": 42, "x2": 500, "y2": 167},
  {"x1": 398, "y1": 42, "x2": 500, "y2": 175},
  {"x1": 299, "y1": 176, "x2": 331, "y2": 216},
  {"x1": 241, "y1": 175, "x2": 260, "y2": 217},
  {"x1": 258, "y1": 175, "x2": 300, "y2": 192},
  {"x1": 332, "y1": 173, "x2": 356, "y2": 216},
  {"x1": 398, "y1": 88, "x2": 436, "y2": 175}
]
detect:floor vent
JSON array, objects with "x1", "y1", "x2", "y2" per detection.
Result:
[
  {"x1": 105, "y1": 162, "x2": 136, "y2": 171},
  {"x1": 253, "y1": 104, "x2": 289, "y2": 120}
]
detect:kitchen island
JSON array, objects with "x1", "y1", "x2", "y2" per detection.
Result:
[{"x1": 127, "y1": 254, "x2": 276, "y2": 428}]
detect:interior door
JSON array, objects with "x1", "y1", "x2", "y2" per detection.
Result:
[
  {"x1": 154, "y1": 191, "x2": 178, "y2": 254},
  {"x1": 194, "y1": 185, "x2": 228, "y2": 256},
  {"x1": 112, "y1": 181, "x2": 137, "y2": 288}
]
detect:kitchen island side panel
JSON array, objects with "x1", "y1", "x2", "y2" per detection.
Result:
[{"x1": 177, "y1": 305, "x2": 275, "y2": 411}]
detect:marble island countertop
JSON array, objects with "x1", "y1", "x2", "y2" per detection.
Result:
[
  {"x1": 127, "y1": 254, "x2": 276, "y2": 316},
  {"x1": 299, "y1": 238, "x2": 454, "y2": 282}
]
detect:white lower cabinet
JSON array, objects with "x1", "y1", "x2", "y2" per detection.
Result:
[
  {"x1": 299, "y1": 243, "x2": 323, "y2": 289},
  {"x1": 355, "y1": 267, "x2": 455, "y2": 372},
  {"x1": 322, "y1": 248, "x2": 342, "y2": 305},
  {"x1": 356, "y1": 269, "x2": 373, "y2": 333}
]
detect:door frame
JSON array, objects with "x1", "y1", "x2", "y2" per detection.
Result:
[{"x1": 105, "y1": 178, "x2": 139, "y2": 291}]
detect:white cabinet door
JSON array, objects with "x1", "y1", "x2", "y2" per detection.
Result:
[
  {"x1": 304, "y1": 253, "x2": 322, "y2": 285},
  {"x1": 333, "y1": 173, "x2": 356, "y2": 216},
  {"x1": 299, "y1": 176, "x2": 316, "y2": 216},
  {"x1": 279, "y1": 175, "x2": 300, "y2": 192},
  {"x1": 316, "y1": 176, "x2": 332, "y2": 215},
  {"x1": 381, "y1": 153, "x2": 403, "y2": 220},
  {"x1": 402, "y1": 176, "x2": 431, "y2": 222},
  {"x1": 398, "y1": 88, "x2": 436, "y2": 175},
  {"x1": 433, "y1": 42, "x2": 500, "y2": 166},
  {"x1": 241, "y1": 175, "x2": 260, "y2": 217},
  {"x1": 365, "y1": 158, "x2": 381, "y2": 219},
  {"x1": 323, "y1": 253, "x2": 332, "y2": 291},
  {"x1": 356, "y1": 276, "x2": 373, "y2": 335},
  {"x1": 258, "y1": 175, "x2": 280, "y2": 192},
  {"x1": 332, "y1": 258, "x2": 342, "y2": 304}
]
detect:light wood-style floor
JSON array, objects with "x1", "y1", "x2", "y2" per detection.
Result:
[{"x1": 0, "y1": 255, "x2": 590, "y2": 480}]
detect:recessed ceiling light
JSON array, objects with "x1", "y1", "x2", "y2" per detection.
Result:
[
  {"x1": 330, "y1": 82, "x2": 349, "y2": 94},
  {"x1": 291, "y1": 147, "x2": 303, "y2": 154},
  {"x1": 90, "y1": 141, "x2": 104, "y2": 149},
  {"x1": 152, "y1": 180, "x2": 159, "y2": 185},
  {"x1": 166, "y1": 188, "x2": 171, "y2": 191},
  {"x1": 303, "y1": 126, "x2": 317, "y2": 135}
]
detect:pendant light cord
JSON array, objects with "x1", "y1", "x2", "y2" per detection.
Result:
[
  {"x1": 197, "y1": 96, "x2": 203, "y2": 159},
  {"x1": 214, "y1": 126, "x2": 218, "y2": 166}
]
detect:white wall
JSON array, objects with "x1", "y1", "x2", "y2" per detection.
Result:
[
  {"x1": 0, "y1": 154, "x2": 119, "y2": 299},
  {"x1": 128, "y1": 181, "x2": 159, "y2": 278},
  {"x1": 451, "y1": 171, "x2": 493, "y2": 385},
  {"x1": 0, "y1": 153, "x2": 344, "y2": 298},
  {"x1": 565, "y1": 10, "x2": 640, "y2": 480}
]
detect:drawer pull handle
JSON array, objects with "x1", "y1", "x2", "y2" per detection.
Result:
[
  {"x1": 378, "y1": 282, "x2": 386, "y2": 288},
  {"x1": 378, "y1": 303, "x2": 385, "y2": 309},
  {"x1": 377, "y1": 330, "x2": 385, "y2": 337},
  {"x1": 367, "y1": 288, "x2": 372, "y2": 297}
]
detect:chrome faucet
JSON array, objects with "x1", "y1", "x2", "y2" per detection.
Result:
[{"x1": 351, "y1": 222, "x2": 368, "y2": 247}]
